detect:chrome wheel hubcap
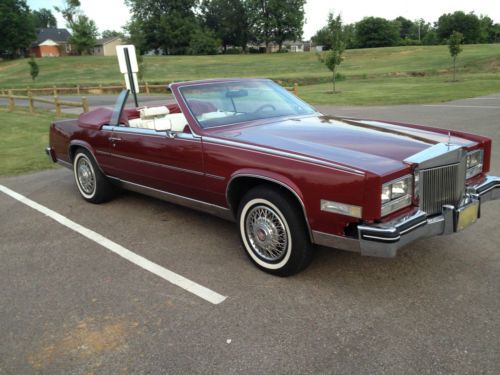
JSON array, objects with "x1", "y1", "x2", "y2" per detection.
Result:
[
  {"x1": 77, "y1": 157, "x2": 95, "y2": 195},
  {"x1": 245, "y1": 205, "x2": 288, "y2": 262}
]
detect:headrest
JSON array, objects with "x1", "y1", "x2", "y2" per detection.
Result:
[{"x1": 140, "y1": 106, "x2": 169, "y2": 119}]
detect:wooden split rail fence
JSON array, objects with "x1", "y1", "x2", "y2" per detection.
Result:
[
  {"x1": 0, "y1": 90, "x2": 89, "y2": 117},
  {"x1": 0, "y1": 81, "x2": 299, "y2": 117},
  {"x1": 0, "y1": 82, "x2": 170, "y2": 97}
]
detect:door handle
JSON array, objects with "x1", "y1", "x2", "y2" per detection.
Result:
[{"x1": 108, "y1": 137, "x2": 122, "y2": 142}]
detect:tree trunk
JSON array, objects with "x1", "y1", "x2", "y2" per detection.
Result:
[
  {"x1": 333, "y1": 66, "x2": 337, "y2": 93},
  {"x1": 453, "y1": 56, "x2": 456, "y2": 82}
]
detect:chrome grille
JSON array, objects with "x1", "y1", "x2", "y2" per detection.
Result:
[{"x1": 419, "y1": 163, "x2": 466, "y2": 215}]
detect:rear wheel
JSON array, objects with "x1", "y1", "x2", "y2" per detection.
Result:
[
  {"x1": 73, "y1": 149, "x2": 115, "y2": 203},
  {"x1": 237, "y1": 186, "x2": 313, "y2": 276}
]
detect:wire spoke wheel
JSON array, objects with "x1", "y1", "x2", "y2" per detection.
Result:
[
  {"x1": 245, "y1": 204, "x2": 289, "y2": 262},
  {"x1": 76, "y1": 156, "x2": 96, "y2": 195},
  {"x1": 73, "y1": 149, "x2": 114, "y2": 203},
  {"x1": 238, "y1": 188, "x2": 313, "y2": 276}
]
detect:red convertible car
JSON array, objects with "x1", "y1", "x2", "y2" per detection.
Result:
[{"x1": 46, "y1": 78, "x2": 500, "y2": 276}]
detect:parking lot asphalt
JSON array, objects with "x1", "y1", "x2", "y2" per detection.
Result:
[{"x1": 1, "y1": 95, "x2": 499, "y2": 374}]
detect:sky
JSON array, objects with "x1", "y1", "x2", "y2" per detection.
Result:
[{"x1": 28, "y1": 0, "x2": 500, "y2": 40}]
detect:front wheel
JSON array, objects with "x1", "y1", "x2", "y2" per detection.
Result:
[
  {"x1": 73, "y1": 149, "x2": 115, "y2": 203},
  {"x1": 237, "y1": 186, "x2": 313, "y2": 276}
]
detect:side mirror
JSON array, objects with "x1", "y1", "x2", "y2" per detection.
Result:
[{"x1": 153, "y1": 118, "x2": 172, "y2": 132}]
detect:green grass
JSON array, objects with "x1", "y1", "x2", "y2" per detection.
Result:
[
  {"x1": 300, "y1": 73, "x2": 500, "y2": 106},
  {"x1": 0, "y1": 44, "x2": 499, "y2": 106},
  {"x1": 0, "y1": 107, "x2": 71, "y2": 176},
  {"x1": 0, "y1": 44, "x2": 498, "y2": 88}
]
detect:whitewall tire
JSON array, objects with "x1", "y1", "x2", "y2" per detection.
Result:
[
  {"x1": 73, "y1": 149, "x2": 115, "y2": 204},
  {"x1": 237, "y1": 186, "x2": 313, "y2": 276}
]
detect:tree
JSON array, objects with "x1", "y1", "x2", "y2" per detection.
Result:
[
  {"x1": 188, "y1": 29, "x2": 221, "y2": 55},
  {"x1": 155, "y1": 11, "x2": 199, "y2": 54},
  {"x1": 342, "y1": 23, "x2": 358, "y2": 49},
  {"x1": 201, "y1": 0, "x2": 249, "y2": 52},
  {"x1": 69, "y1": 15, "x2": 98, "y2": 55},
  {"x1": 448, "y1": 31, "x2": 463, "y2": 82},
  {"x1": 28, "y1": 56, "x2": 39, "y2": 81},
  {"x1": 0, "y1": 0, "x2": 36, "y2": 57},
  {"x1": 32, "y1": 8, "x2": 57, "y2": 28},
  {"x1": 478, "y1": 15, "x2": 495, "y2": 43},
  {"x1": 422, "y1": 30, "x2": 438, "y2": 45},
  {"x1": 54, "y1": 0, "x2": 81, "y2": 28},
  {"x1": 269, "y1": 0, "x2": 305, "y2": 51},
  {"x1": 436, "y1": 11, "x2": 480, "y2": 44},
  {"x1": 394, "y1": 16, "x2": 414, "y2": 40},
  {"x1": 319, "y1": 13, "x2": 345, "y2": 93},
  {"x1": 247, "y1": 0, "x2": 274, "y2": 51},
  {"x1": 101, "y1": 30, "x2": 125, "y2": 39},
  {"x1": 355, "y1": 17, "x2": 400, "y2": 48},
  {"x1": 248, "y1": 0, "x2": 305, "y2": 52},
  {"x1": 312, "y1": 27, "x2": 332, "y2": 50},
  {"x1": 137, "y1": 53, "x2": 145, "y2": 82},
  {"x1": 125, "y1": 0, "x2": 199, "y2": 54},
  {"x1": 124, "y1": 19, "x2": 147, "y2": 53}
]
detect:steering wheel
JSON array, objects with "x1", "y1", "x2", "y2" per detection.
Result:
[{"x1": 254, "y1": 104, "x2": 276, "y2": 113}]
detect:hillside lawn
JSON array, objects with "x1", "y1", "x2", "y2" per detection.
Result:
[
  {"x1": 0, "y1": 44, "x2": 499, "y2": 105},
  {"x1": 0, "y1": 108, "x2": 71, "y2": 176}
]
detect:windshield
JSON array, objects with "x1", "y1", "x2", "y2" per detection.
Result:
[{"x1": 179, "y1": 80, "x2": 316, "y2": 129}]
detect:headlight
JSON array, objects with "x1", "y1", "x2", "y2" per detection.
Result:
[
  {"x1": 466, "y1": 150, "x2": 483, "y2": 179},
  {"x1": 381, "y1": 185, "x2": 391, "y2": 204},
  {"x1": 381, "y1": 175, "x2": 413, "y2": 216}
]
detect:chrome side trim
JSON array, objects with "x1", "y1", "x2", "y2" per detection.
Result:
[
  {"x1": 226, "y1": 173, "x2": 313, "y2": 240},
  {"x1": 102, "y1": 125, "x2": 200, "y2": 141},
  {"x1": 57, "y1": 160, "x2": 72, "y2": 169},
  {"x1": 206, "y1": 173, "x2": 225, "y2": 181},
  {"x1": 96, "y1": 151, "x2": 204, "y2": 176},
  {"x1": 204, "y1": 137, "x2": 365, "y2": 176},
  {"x1": 311, "y1": 231, "x2": 361, "y2": 252},
  {"x1": 113, "y1": 178, "x2": 234, "y2": 221}
]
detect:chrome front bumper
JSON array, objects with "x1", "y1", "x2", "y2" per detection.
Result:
[{"x1": 357, "y1": 176, "x2": 500, "y2": 258}]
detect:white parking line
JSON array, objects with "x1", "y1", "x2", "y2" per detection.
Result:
[{"x1": 0, "y1": 184, "x2": 227, "y2": 305}]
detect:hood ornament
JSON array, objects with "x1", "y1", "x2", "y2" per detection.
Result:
[{"x1": 447, "y1": 131, "x2": 452, "y2": 147}]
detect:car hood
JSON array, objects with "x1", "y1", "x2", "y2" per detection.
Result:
[{"x1": 207, "y1": 115, "x2": 474, "y2": 176}]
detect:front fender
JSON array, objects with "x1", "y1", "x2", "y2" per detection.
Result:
[{"x1": 226, "y1": 168, "x2": 311, "y2": 237}]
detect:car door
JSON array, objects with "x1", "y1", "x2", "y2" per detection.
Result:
[{"x1": 102, "y1": 126, "x2": 207, "y2": 200}]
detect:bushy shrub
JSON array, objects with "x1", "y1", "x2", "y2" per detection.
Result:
[
  {"x1": 224, "y1": 47, "x2": 242, "y2": 54},
  {"x1": 399, "y1": 38, "x2": 422, "y2": 46}
]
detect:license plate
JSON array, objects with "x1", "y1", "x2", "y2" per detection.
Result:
[{"x1": 456, "y1": 201, "x2": 479, "y2": 232}]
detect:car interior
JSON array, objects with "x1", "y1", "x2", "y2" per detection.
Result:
[{"x1": 128, "y1": 106, "x2": 188, "y2": 132}]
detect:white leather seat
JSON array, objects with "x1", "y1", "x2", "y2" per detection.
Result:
[
  {"x1": 128, "y1": 112, "x2": 187, "y2": 132},
  {"x1": 140, "y1": 106, "x2": 169, "y2": 119}
]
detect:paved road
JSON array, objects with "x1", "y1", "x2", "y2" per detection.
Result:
[{"x1": 1, "y1": 95, "x2": 499, "y2": 374}]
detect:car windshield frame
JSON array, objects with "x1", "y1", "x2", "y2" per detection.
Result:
[{"x1": 178, "y1": 80, "x2": 317, "y2": 129}]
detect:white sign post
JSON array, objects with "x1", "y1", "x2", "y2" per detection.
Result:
[{"x1": 116, "y1": 45, "x2": 139, "y2": 107}]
